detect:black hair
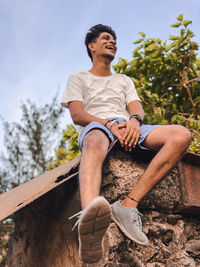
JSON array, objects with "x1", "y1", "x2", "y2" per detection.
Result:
[{"x1": 85, "y1": 24, "x2": 117, "y2": 61}]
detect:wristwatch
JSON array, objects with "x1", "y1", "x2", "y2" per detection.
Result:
[{"x1": 129, "y1": 114, "x2": 143, "y2": 125}]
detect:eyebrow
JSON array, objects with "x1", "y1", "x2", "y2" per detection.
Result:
[{"x1": 101, "y1": 34, "x2": 116, "y2": 42}]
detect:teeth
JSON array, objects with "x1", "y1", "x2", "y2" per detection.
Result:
[{"x1": 106, "y1": 46, "x2": 114, "y2": 51}]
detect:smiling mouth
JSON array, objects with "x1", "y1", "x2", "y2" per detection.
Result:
[{"x1": 105, "y1": 45, "x2": 115, "y2": 52}]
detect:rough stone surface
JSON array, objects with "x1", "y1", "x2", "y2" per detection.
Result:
[
  {"x1": 102, "y1": 149, "x2": 181, "y2": 212},
  {"x1": 103, "y1": 211, "x2": 200, "y2": 266},
  {"x1": 6, "y1": 149, "x2": 200, "y2": 266}
]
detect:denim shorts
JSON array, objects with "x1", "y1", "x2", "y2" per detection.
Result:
[{"x1": 78, "y1": 117, "x2": 160, "y2": 162}]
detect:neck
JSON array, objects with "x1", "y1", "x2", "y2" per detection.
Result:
[{"x1": 89, "y1": 57, "x2": 112, "y2": 77}]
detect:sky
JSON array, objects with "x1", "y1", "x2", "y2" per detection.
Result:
[{"x1": 0, "y1": 0, "x2": 200, "y2": 152}]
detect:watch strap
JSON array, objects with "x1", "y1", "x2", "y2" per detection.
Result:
[{"x1": 129, "y1": 114, "x2": 143, "y2": 125}]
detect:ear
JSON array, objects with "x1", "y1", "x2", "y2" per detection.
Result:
[{"x1": 88, "y1": 43, "x2": 95, "y2": 52}]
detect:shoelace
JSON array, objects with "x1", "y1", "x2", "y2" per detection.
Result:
[
  {"x1": 132, "y1": 210, "x2": 143, "y2": 228},
  {"x1": 68, "y1": 210, "x2": 82, "y2": 231}
]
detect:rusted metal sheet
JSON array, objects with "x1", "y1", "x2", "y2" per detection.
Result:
[
  {"x1": 0, "y1": 141, "x2": 118, "y2": 222},
  {"x1": 0, "y1": 156, "x2": 81, "y2": 221},
  {"x1": 178, "y1": 152, "x2": 200, "y2": 215}
]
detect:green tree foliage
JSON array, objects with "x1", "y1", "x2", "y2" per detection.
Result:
[
  {"x1": 0, "y1": 94, "x2": 64, "y2": 190},
  {"x1": 113, "y1": 14, "x2": 200, "y2": 154},
  {"x1": 0, "y1": 170, "x2": 8, "y2": 194},
  {"x1": 0, "y1": 95, "x2": 64, "y2": 265},
  {"x1": 48, "y1": 125, "x2": 81, "y2": 169}
]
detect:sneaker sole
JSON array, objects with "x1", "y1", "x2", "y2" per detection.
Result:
[
  {"x1": 78, "y1": 197, "x2": 111, "y2": 263},
  {"x1": 112, "y1": 213, "x2": 149, "y2": 246}
]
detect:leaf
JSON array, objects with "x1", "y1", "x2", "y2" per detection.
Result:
[
  {"x1": 133, "y1": 38, "x2": 144, "y2": 44},
  {"x1": 180, "y1": 29, "x2": 185, "y2": 37},
  {"x1": 187, "y1": 29, "x2": 195, "y2": 38},
  {"x1": 145, "y1": 40, "x2": 151, "y2": 47},
  {"x1": 157, "y1": 38, "x2": 161, "y2": 44},
  {"x1": 183, "y1": 20, "x2": 192, "y2": 27},
  {"x1": 152, "y1": 93, "x2": 159, "y2": 101},
  {"x1": 145, "y1": 43, "x2": 157, "y2": 52},
  {"x1": 150, "y1": 49, "x2": 160, "y2": 58},
  {"x1": 177, "y1": 14, "x2": 183, "y2": 21},
  {"x1": 116, "y1": 60, "x2": 126, "y2": 69},
  {"x1": 138, "y1": 32, "x2": 146, "y2": 37},
  {"x1": 191, "y1": 42, "x2": 199, "y2": 49},
  {"x1": 133, "y1": 45, "x2": 143, "y2": 54},
  {"x1": 171, "y1": 22, "x2": 182, "y2": 28},
  {"x1": 148, "y1": 38, "x2": 156, "y2": 43},
  {"x1": 144, "y1": 56, "x2": 150, "y2": 63},
  {"x1": 169, "y1": 35, "x2": 180, "y2": 40},
  {"x1": 150, "y1": 57, "x2": 162, "y2": 63},
  {"x1": 131, "y1": 77, "x2": 139, "y2": 84},
  {"x1": 165, "y1": 44, "x2": 174, "y2": 52}
]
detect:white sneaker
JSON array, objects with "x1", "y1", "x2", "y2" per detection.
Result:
[{"x1": 70, "y1": 196, "x2": 111, "y2": 263}]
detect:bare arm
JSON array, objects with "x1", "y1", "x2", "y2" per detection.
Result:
[
  {"x1": 68, "y1": 101, "x2": 107, "y2": 126},
  {"x1": 127, "y1": 100, "x2": 145, "y2": 121},
  {"x1": 68, "y1": 101, "x2": 125, "y2": 146}
]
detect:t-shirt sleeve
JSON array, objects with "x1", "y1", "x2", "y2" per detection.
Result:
[
  {"x1": 61, "y1": 74, "x2": 83, "y2": 108},
  {"x1": 125, "y1": 76, "x2": 141, "y2": 105}
]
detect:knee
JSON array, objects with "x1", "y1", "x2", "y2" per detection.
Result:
[
  {"x1": 83, "y1": 133, "x2": 108, "y2": 152},
  {"x1": 170, "y1": 125, "x2": 191, "y2": 148}
]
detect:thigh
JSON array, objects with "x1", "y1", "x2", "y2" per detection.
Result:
[{"x1": 142, "y1": 125, "x2": 182, "y2": 151}]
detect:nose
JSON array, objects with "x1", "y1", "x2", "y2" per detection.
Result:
[{"x1": 109, "y1": 39, "x2": 116, "y2": 46}]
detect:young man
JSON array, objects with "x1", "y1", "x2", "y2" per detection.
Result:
[{"x1": 61, "y1": 24, "x2": 191, "y2": 264}]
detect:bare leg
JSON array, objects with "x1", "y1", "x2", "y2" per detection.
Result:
[
  {"x1": 121, "y1": 125, "x2": 191, "y2": 208},
  {"x1": 79, "y1": 129, "x2": 110, "y2": 209}
]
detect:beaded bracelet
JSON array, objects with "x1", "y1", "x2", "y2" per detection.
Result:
[{"x1": 127, "y1": 195, "x2": 139, "y2": 203}]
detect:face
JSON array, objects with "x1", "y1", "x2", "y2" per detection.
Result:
[{"x1": 89, "y1": 32, "x2": 117, "y2": 61}]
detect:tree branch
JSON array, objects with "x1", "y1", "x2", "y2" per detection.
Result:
[{"x1": 186, "y1": 76, "x2": 200, "y2": 85}]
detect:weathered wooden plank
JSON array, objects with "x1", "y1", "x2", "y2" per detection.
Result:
[{"x1": 0, "y1": 156, "x2": 81, "y2": 221}]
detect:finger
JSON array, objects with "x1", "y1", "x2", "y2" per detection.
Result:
[
  {"x1": 129, "y1": 130, "x2": 140, "y2": 150},
  {"x1": 126, "y1": 128, "x2": 140, "y2": 151},
  {"x1": 128, "y1": 133, "x2": 136, "y2": 151},
  {"x1": 118, "y1": 130, "x2": 125, "y2": 142},
  {"x1": 116, "y1": 132, "x2": 124, "y2": 147},
  {"x1": 133, "y1": 131, "x2": 140, "y2": 146},
  {"x1": 118, "y1": 135, "x2": 124, "y2": 147},
  {"x1": 118, "y1": 122, "x2": 127, "y2": 128},
  {"x1": 124, "y1": 124, "x2": 131, "y2": 140},
  {"x1": 117, "y1": 127, "x2": 126, "y2": 141},
  {"x1": 113, "y1": 129, "x2": 124, "y2": 147},
  {"x1": 128, "y1": 132, "x2": 138, "y2": 151},
  {"x1": 124, "y1": 129, "x2": 133, "y2": 151},
  {"x1": 125, "y1": 128, "x2": 134, "y2": 145}
]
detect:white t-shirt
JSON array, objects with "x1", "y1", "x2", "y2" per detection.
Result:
[{"x1": 61, "y1": 71, "x2": 141, "y2": 133}]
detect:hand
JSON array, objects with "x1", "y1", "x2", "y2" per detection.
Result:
[
  {"x1": 118, "y1": 119, "x2": 140, "y2": 151},
  {"x1": 107, "y1": 122, "x2": 125, "y2": 147}
]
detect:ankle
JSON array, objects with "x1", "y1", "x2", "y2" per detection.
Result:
[{"x1": 120, "y1": 198, "x2": 138, "y2": 208}]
